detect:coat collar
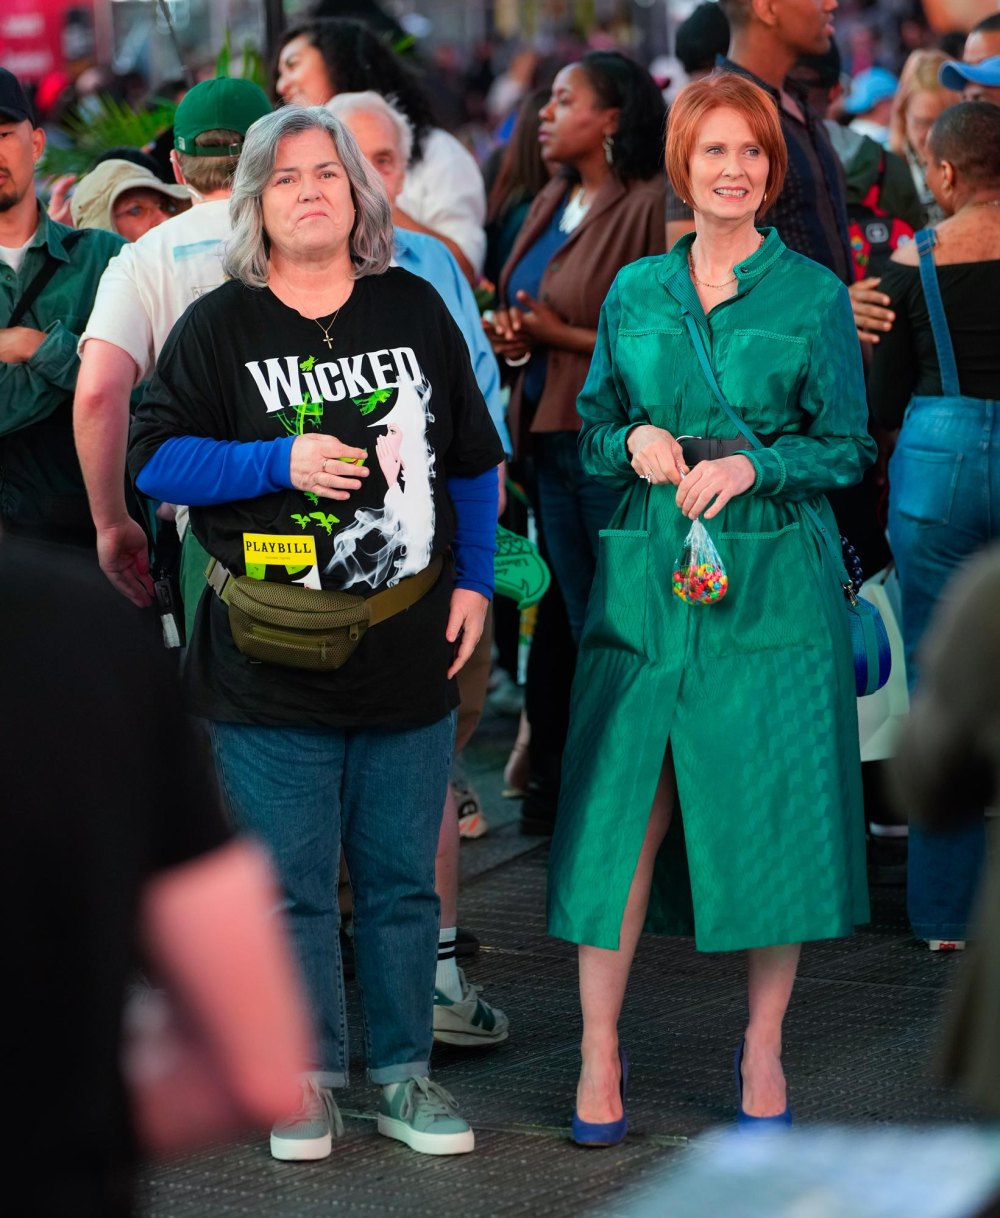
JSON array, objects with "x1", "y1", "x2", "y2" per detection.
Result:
[
  {"x1": 657, "y1": 226, "x2": 785, "y2": 328},
  {"x1": 500, "y1": 173, "x2": 629, "y2": 301}
]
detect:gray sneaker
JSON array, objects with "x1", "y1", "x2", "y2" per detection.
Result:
[
  {"x1": 377, "y1": 1077, "x2": 474, "y2": 1155},
  {"x1": 433, "y1": 967, "x2": 510, "y2": 1047},
  {"x1": 270, "y1": 1080, "x2": 344, "y2": 1161}
]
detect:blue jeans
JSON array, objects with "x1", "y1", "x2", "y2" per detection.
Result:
[
  {"x1": 888, "y1": 394, "x2": 999, "y2": 939},
  {"x1": 209, "y1": 712, "x2": 455, "y2": 1085},
  {"x1": 535, "y1": 431, "x2": 624, "y2": 642}
]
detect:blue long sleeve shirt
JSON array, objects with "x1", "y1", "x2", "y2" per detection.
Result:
[{"x1": 137, "y1": 436, "x2": 498, "y2": 596}]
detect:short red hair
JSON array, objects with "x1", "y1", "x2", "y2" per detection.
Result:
[{"x1": 666, "y1": 74, "x2": 787, "y2": 219}]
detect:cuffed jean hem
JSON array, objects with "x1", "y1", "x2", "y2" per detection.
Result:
[
  {"x1": 910, "y1": 924, "x2": 970, "y2": 942},
  {"x1": 370, "y1": 1060, "x2": 430, "y2": 1085}
]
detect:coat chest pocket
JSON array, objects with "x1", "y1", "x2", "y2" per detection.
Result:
[
  {"x1": 581, "y1": 529, "x2": 649, "y2": 656},
  {"x1": 715, "y1": 329, "x2": 809, "y2": 425},
  {"x1": 616, "y1": 328, "x2": 684, "y2": 409}
]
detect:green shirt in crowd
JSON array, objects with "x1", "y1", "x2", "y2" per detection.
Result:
[{"x1": 0, "y1": 207, "x2": 124, "y2": 540}]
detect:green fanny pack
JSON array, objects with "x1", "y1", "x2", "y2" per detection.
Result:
[{"x1": 205, "y1": 555, "x2": 443, "y2": 671}]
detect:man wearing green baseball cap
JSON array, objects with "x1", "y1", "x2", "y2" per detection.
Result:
[
  {"x1": 172, "y1": 75, "x2": 275, "y2": 159},
  {"x1": 75, "y1": 77, "x2": 272, "y2": 622}
]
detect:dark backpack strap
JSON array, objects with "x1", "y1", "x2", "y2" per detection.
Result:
[
  {"x1": 858, "y1": 151, "x2": 887, "y2": 212},
  {"x1": 7, "y1": 228, "x2": 88, "y2": 328}
]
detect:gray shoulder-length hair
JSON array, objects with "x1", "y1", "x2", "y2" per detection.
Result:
[{"x1": 224, "y1": 106, "x2": 392, "y2": 288}]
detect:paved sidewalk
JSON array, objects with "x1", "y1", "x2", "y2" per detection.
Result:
[{"x1": 138, "y1": 711, "x2": 973, "y2": 1217}]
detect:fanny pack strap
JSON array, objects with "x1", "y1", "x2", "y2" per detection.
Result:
[
  {"x1": 681, "y1": 311, "x2": 851, "y2": 590},
  {"x1": 206, "y1": 554, "x2": 444, "y2": 624}
]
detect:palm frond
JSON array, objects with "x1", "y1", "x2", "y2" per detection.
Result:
[{"x1": 39, "y1": 93, "x2": 176, "y2": 179}]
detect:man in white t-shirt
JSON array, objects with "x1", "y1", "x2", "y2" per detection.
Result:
[{"x1": 74, "y1": 77, "x2": 272, "y2": 607}]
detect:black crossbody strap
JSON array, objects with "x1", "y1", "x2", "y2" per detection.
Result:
[
  {"x1": 681, "y1": 311, "x2": 850, "y2": 585},
  {"x1": 7, "y1": 228, "x2": 88, "y2": 328}
]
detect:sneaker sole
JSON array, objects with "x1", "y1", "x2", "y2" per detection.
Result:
[
  {"x1": 432, "y1": 1024, "x2": 510, "y2": 1047},
  {"x1": 269, "y1": 1130, "x2": 332, "y2": 1161},
  {"x1": 458, "y1": 813, "x2": 489, "y2": 839},
  {"x1": 377, "y1": 1114, "x2": 475, "y2": 1155}
]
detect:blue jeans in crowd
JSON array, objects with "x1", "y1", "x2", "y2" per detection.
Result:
[
  {"x1": 888, "y1": 394, "x2": 999, "y2": 940},
  {"x1": 209, "y1": 712, "x2": 455, "y2": 1085},
  {"x1": 535, "y1": 430, "x2": 624, "y2": 643}
]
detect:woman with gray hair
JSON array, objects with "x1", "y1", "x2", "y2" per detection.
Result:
[{"x1": 127, "y1": 106, "x2": 504, "y2": 1161}]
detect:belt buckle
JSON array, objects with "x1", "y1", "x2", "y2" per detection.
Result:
[{"x1": 677, "y1": 435, "x2": 704, "y2": 464}]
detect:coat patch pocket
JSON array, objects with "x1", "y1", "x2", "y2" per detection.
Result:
[
  {"x1": 890, "y1": 446, "x2": 962, "y2": 526},
  {"x1": 703, "y1": 522, "x2": 819, "y2": 655},
  {"x1": 582, "y1": 529, "x2": 649, "y2": 656}
]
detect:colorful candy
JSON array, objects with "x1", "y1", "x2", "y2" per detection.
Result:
[
  {"x1": 672, "y1": 561, "x2": 728, "y2": 603},
  {"x1": 672, "y1": 520, "x2": 729, "y2": 604}
]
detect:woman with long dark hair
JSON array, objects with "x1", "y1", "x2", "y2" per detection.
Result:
[
  {"x1": 272, "y1": 18, "x2": 486, "y2": 281},
  {"x1": 483, "y1": 85, "x2": 551, "y2": 286}
]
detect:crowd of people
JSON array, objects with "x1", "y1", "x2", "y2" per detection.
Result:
[{"x1": 3, "y1": 2, "x2": 999, "y2": 1212}]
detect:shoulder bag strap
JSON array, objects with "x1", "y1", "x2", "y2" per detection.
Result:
[
  {"x1": 7, "y1": 229, "x2": 87, "y2": 329},
  {"x1": 682, "y1": 313, "x2": 760, "y2": 449},
  {"x1": 914, "y1": 227, "x2": 960, "y2": 397},
  {"x1": 681, "y1": 310, "x2": 851, "y2": 587}
]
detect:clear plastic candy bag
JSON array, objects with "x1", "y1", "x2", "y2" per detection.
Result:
[{"x1": 671, "y1": 518, "x2": 729, "y2": 605}]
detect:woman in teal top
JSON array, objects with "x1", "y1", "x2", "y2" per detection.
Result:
[{"x1": 548, "y1": 74, "x2": 877, "y2": 1141}]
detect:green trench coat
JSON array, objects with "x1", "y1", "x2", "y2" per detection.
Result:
[{"x1": 547, "y1": 229, "x2": 878, "y2": 953}]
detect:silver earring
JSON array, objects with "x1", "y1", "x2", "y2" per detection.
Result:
[{"x1": 603, "y1": 133, "x2": 614, "y2": 165}]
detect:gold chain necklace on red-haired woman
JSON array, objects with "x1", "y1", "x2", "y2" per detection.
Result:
[{"x1": 688, "y1": 232, "x2": 765, "y2": 290}]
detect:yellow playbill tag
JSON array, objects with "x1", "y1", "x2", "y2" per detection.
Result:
[{"x1": 242, "y1": 533, "x2": 321, "y2": 588}]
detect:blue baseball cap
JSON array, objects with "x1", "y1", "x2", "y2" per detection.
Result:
[
  {"x1": 940, "y1": 55, "x2": 1000, "y2": 92},
  {"x1": 843, "y1": 67, "x2": 899, "y2": 115}
]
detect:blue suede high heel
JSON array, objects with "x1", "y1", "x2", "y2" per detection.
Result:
[
  {"x1": 735, "y1": 1040, "x2": 792, "y2": 1130},
  {"x1": 572, "y1": 1051, "x2": 629, "y2": 1147}
]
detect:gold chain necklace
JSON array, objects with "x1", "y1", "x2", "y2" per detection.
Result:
[
  {"x1": 688, "y1": 249, "x2": 736, "y2": 289},
  {"x1": 311, "y1": 307, "x2": 342, "y2": 350},
  {"x1": 688, "y1": 233, "x2": 765, "y2": 290},
  {"x1": 273, "y1": 268, "x2": 347, "y2": 349}
]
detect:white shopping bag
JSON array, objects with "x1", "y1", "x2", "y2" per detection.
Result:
[{"x1": 857, "y1": 564, "x2": 910, "y2": 762}]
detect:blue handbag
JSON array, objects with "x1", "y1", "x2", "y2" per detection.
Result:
[{"x1": 682, "y1": 314, "x2": 891, "y2": 697}]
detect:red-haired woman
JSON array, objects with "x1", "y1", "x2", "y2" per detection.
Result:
[{"x1": 547, "y1": 74, "x2": 877, "y2": 1141}]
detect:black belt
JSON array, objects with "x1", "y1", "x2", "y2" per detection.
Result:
[{"x1": 678, "y1": 434, "x2": 778, "y2": 465}]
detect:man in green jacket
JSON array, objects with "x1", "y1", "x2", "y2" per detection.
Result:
[{"x1": 0, "y1": 68, "x2": 124, "y2": 545}]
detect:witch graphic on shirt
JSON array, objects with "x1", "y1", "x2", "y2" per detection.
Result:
[{"x1": 325, "y1": 375, "x2": 435, "y2": 590}]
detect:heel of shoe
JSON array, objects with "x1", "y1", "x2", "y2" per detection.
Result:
[
  {"x1": 734, "y1": 1039, "x2": 792, "y2": 1130},
  {"x1": 572, "y1": 1049, "x2": 629, "y2": 1147}
]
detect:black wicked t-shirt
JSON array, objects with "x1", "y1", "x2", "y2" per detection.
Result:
[{"x1": 129, "y1": 268, "x2": 504, "y2": 729}]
